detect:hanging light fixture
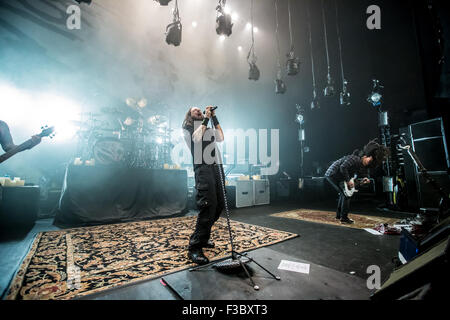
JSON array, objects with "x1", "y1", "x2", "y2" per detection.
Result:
[
  {"x1": 216, "y1": 0, "x2": 233, "y2": 37},
  {"x1": 321, "y1": 0, "x2": 334, "y2": 97},
  {"x1": 307, "y1": 2, "x2": 320, "y2": 109},
  {"x1": 248, "y1": 0, "x2": 260, "y2": 81},
  {"x1": 165, "y1": 0, "x2": 182, "y2": 46},
  {"x1": 335, "y1": 0, "x2": 350, "y2": 106},
  {"x1": 367, "y1": 79, "x2": 384, "y2": 107},
  {"x1": 286, "y1": 0, "x2": 300, "y2": 76},
  {"x1": 274, "y1": 0, "x2": 286, "y2": 93},
  {"x1": 155, "y1": 0, "x2": 172, "y2": 5}
]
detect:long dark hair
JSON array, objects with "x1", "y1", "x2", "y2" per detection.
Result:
[
  {"x1": 360, "y1": 139, "x2": 390, "y2": 168},
  {"x1": 182, "y1": 107, "x2": 194, "y2": 129}
]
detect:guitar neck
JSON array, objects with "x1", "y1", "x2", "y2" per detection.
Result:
[{"x1": 0, "y1": 139, "x2": 33, "y2": 164}]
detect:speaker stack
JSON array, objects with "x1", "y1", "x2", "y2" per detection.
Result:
[{"x1": 399, "y1": 118, "x2": 450, "y2": 210}]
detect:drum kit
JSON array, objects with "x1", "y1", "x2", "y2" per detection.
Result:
[{"x1": 74, "y1": 98, "x2": 174, "y2": 169}]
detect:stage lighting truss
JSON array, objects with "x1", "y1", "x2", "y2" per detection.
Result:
[
  {"x1": 367, "y1": 79, "x2": 384, "y2": 107},
  {"x1": 216, "y1": 0, "x2": 233, "y2": 37},
  {"x1": 165, "y1": 0, "x2": 182, "y2": 46}
]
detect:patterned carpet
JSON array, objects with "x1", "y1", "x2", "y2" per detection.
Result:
[
  {"x1": 271, "y1": 209, "x2": 399, "y2": 230},
  {"x1": 6, "y1": 216, "x2": 297, "y2": 300}
]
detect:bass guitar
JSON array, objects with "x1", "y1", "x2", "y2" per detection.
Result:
[{"x1": 0, "y1": 126, "x2": 55, "y2": 164}]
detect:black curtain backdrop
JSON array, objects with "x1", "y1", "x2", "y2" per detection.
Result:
[{"x1": 54, "y1": 165, "x2": 188, "y2": 227}]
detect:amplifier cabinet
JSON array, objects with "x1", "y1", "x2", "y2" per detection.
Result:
[
  {"x1": 235, "y1": 180, "x2": 270, "y2": 208},
  {"x1": 235, "y1": 180, "x2": 254, "y2": 208},
  {"x1": 254, "y1": 180, "x2": 270, "y2": 206}
]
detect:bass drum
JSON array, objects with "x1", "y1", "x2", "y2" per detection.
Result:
[{"x1": 93, "y1": 138, "x2": 126, "y2": 166}]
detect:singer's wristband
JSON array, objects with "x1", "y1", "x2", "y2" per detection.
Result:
[
  {"x1": 212, "y1": 116, "x2": 220, "y2": 127},
  {"x1": 202, "y1": 118, "x2": 209, "y2": 127}
]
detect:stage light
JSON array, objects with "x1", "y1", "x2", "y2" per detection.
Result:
[
  {"x1": 275, "y1": 79, "x2": 286, "y2": 94},
  {"x1": 295, "y1": 104, "x2": 305, "y2": 124},
  {"x1": 285, "y1": 0, "x2": 300, "y2": 76},
  {"x1": 340, "y1": 79, "x2": 351, "y2": 106},
  {"x1": 219, "y1": 35, "x2": 226, "y2": 41},
  {"x1": 246, "y1": 22, "x2": 252, "y2": 30},
  {"x1": 231, "y1": 13, "x2": 238, "y2": 22},
  {"x1": 216, "y1": 0, "x2": 233, "y2": 37},
  {"x1": 367, "y1": 79, "x2": 383, "y2": 107},
  {"x1": 224, "y1": 6, "x2": 231, "y2": 14},
  {"x1": 248, "y1": 62, "x2": 260, "y2": 81},
  {"x1": 237, "y1": 46, "x2": 242, "y2": 51},
  {"x1": 155, "y1": 0, "x2": 172, "y2": 5},
  {"x1": 253, "y1": 27, "x2": 258, "y2": 33},
  {"x1": 311, "y1": 90, "x2": 320, "y2": 110},
  {"x1": 156, "y1": 137, "x2": 163, "y2": 144},
  {"x1": 323, "y1": 72, "x2": 335, "y2": 97},
  {"x1": 286, "y1": 51, "x2": 300, "y2": 76},
  {"x1": 192, "y1": 21, "x2": 197, "y2": 28},
  {"x1": 74, "y1": 0, "x2": 92, "y2": 4},
  {"x1": 165, "y1": 0, "x2": 182, "y2": 46}
]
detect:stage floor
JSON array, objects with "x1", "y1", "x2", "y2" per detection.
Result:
[{"x1": 0, "y1": 200, "x2": 407, "y2": 300}]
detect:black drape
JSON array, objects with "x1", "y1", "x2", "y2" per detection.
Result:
[{"x1": 54, "y1": 165, "x2": 188, "y2": 227}]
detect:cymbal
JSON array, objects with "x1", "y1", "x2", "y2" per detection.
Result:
[
  {"x1": 137, "y1": 98, "x2": 147, "y2": 108},
  {"x1": 126, "y1": 98, "x2": 137, "y2": 107}
]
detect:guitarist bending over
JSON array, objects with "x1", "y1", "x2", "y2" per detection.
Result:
[
  {"x1": 325, "y1": 139, "x2": 390, "y2": 224},
  {"x1": 0, "y1": 120, "x2": 41, "y2": 153}
]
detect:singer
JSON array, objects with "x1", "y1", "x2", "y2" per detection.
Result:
[{"x1": 182, "y1": 106, "x2": 225, "y2": 265}]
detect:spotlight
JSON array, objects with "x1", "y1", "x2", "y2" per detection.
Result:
[
  {"x1": 253, "y1": 27, "x2": 258, "y2": 33},
  {"x1": 237, "y1": 46, "x2": 242, "y2": 51},
  {"x1": 166, "y1": 21, "x2": 182, "y2": 46},
  {"x1": 165, "y1": 0, "x2": 182, "y2": 46},
  {"x1": 339, "y1": 79, "x2": 351, "y2": 106},
  {"x1": 246, "y1": 22, "x2": 252, "y2": 30},
  {"x1": 367, "y1": 79, "x2": 384, "y2": 107},
  {"x1": 311, "y1": 90, "x2": 320, "y2": 110},
  {"x1": 286, "y1": 51, "x2": 300, "y2": 76},
  {"x1": 323, "y1": 72, "x2": 335, "y2": 97},
  {"x1": 248, "y1": 62, "x2": 260, "y2": 81},
  {"x1": 192, "y1": 21, "x2": 197, "y2": 28},
  {"x1": 155, "y1": 0, "x2": 172, "y2": 5},
  {"x1": 216, "y1": 1, "x2": 233, "y2": 37},
  {"x1": 275, "y1": 79, "x2": 286, "y2": 94},
  {"x1": 295, "y1": 104, "x2": 305, "y2": 124}
]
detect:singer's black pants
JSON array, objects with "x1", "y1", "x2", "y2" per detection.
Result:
[
  {"x1": 325, "y1": 176, "x2": 351, "y2": 220},
  {"x1": 189, "y1": 164, "x2": 225, "y2": 251}
]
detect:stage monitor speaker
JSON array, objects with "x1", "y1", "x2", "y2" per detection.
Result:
[
  {"x1": 254, "y1": 180, "x2": 270, "y2": 206},
  {"x1": 235, "y1": 180, "x2": 253, "y2": 208},
  {"x1": 371, "y1": 236, "x2": 449, "y2": 300}
]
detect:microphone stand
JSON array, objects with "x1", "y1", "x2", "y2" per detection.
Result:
[{"x1": 189, "y1": 117, "x2": 281, "y2": 291}]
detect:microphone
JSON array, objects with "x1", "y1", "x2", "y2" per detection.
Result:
[{"x1": 203, "y1": 106, "x2": 218, "y2": 114}]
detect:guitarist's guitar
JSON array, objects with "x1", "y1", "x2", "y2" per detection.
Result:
[
  {"x1": 340, "y1": 177, "x2": 373, "y2": 197},
  {"x1": 0, "y1": 126, "x2": 55, "y2": 164}
]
